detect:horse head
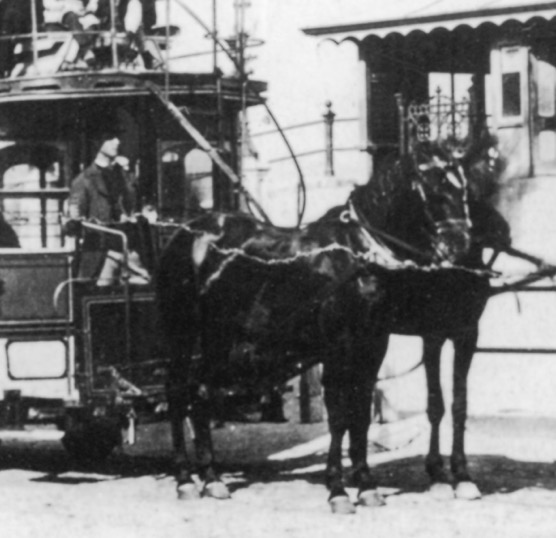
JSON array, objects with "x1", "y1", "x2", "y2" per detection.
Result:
[
  {"x1": 350, "y1": 143, "x2": 473, "y2": 265},
  {"x1": 441, "y1": 132, "x2": 505, "y2": 200},
  {"x1": 439, "y1": 133, "x2": 511, "y2": 258},
  {"x1": 409, "y1": 143, "x2": 473, "y2": 264}
]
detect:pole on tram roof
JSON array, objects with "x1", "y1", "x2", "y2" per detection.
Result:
[
  {"x1": 165, "y1": 0, "x2": 171, "y2": 99},
  {"x1": 30, "y1": 0, "x2": 39, "y2": 70},
  {"x1": 109, "y1": 0, "x2": 118, "y2": 68},
  {"x1": 212, "y1": 0, "x2": 218, "y2": 74}
]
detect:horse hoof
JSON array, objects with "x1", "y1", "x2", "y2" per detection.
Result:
[
  {"x1": 357, "y1": 489, "x2": 386, "y2": 508},
  {"x1": 329, "y1": 495, "x2": 356, "y2": 515},
  {"x1": 429, "y1": 482, "x2": 455, "y2": 501},
  {"x1": 177, "y1": 482, "x2": 201, "y2": 501},
  {"x1": 203, "y1": 481, "x2": 231, "y2": 500},
  {"x1": 455, "y1": 481, "x2": 481, "y2": 500}
]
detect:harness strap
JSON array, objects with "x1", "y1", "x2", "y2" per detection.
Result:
[{"x1": 348, "y1": 199, "x2": 432, "y2": 263}]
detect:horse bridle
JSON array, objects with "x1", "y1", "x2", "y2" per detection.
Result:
[
  {"x1": 412, "y1": 157, "x2": 472, "y2": 229},
  {"x1": 342, "y1": 157, "x2": 472, "y2": 264}
]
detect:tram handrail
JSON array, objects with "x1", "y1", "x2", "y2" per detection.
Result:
[
  {"x1": 80, "y1": 221, "x2": 129, "y2": 264},
  {"x1": 79, "y1": 221, "x2": 132, "y2": 368}
]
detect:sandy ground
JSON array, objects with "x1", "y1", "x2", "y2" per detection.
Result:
[{"x1": 1, "y1": 411, "x2": 556, "y2": 538}]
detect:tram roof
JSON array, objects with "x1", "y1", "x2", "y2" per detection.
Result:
[
  {"x1": 0, "y1": 72, "x2": 266, "y2": 105},
  {"x1": 0, "y1": 71, "x2": 266, "y2": 140},
  {"x1": 301, "y1": 0, "x2": 556, "y2": 42}
]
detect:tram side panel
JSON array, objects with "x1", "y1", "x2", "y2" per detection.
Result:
[
  {"x1": 73, "y1": 287, "x2": 166, "y2": 405},
  {"x1": 0, "y1": 250, "x2": 76, "y2": 427},
  {"x1": 0, "y1": 248, "x2": 169, "y2": 430}
]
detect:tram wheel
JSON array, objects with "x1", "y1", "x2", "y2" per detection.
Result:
[{"x1": 62, "y1": 417, "x2": 122, "y2": 463}]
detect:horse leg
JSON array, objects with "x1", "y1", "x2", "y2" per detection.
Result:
[
  {"x1": 423, "y1": 336, "x2": 453, "y2": 500},
  {"x1": 451, "y1": 328, "x2": 481, "y2": 500},
  {"x1": 189, "y1": 384, "x2": 230, "y2": 499},
  {"x1": 349, "y1": 334, "x2": 388, "y2": 508},
  {"x1": 167, "y1": 373, "x2": 199, "y2": 500},
  {"x1": 323, "y1": 366, "x2": 355, "y2": 514},
  {"x1": 182, "y1": 326, "x2": 231, "y2": 500}
]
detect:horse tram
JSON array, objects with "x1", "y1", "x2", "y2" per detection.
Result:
[
  {"x1": 0, "y1": 0, "x2": 277, "y2": 461},
  {"x1": 2, "y1": 0, "x2": 556, "y2": 514}
]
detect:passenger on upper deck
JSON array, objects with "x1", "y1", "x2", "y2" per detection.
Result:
[
  {"x1": 0, "y1": 0, "x2": 44, "y2": 77},
  {"x1": 43, "y1": 0, "x2": 99, "y2": 68},
  {"x1": 2, "y1": 0, "x2": 160, "y2": 75},
  {"x1": 115, "y1": 0, "x2": 159, "y2": 69},
  {"x1": 68, "y1": 126, "x2": 137, "y2": 222}
]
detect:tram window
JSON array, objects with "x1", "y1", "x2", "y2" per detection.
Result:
[
  {"x1": 2, "y1": 161, "x2": 65, "y2": 249},
  {"x1": 159, "y1": 145, "x2": 214, "y2": 219},
  {"x1": 185, "y1": 149, "x2": 213, "y2": 211},
  {"x1": 7, "y1": 340, "x2": 67, "y2": 380},
  {"x1": 160, "y1": 149, "x2": 187, "y2": 219},
  {"x1": 502, "y1": 72, "x2": 521, "y2": 117}
]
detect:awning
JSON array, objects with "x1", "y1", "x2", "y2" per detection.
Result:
[{"x1": 301, "y1": 0, "x2": 556, "y2": 41}]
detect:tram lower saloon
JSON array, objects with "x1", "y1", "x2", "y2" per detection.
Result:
[{"x1": 0, "y1": 0, "x2": 265, "y2": 459}]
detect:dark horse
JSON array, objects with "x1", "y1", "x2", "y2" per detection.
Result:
[
  {"x1": 155, "y1": 145, "x2": 480, "y2": 513},
  {"x1": 340, "y1": 135, "x2": 510, "y2": 502}
]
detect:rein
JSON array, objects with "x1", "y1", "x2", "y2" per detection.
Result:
[
  {"x1": 204, "y1": 242, "x2": 376, "y2": 342},
  {"x1": 344, "y1": 199, "x2": 432, "y2": 263}
]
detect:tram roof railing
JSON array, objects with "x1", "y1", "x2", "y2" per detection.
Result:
[
  {"x1": 0, "y1": 0, "x2": 237, "y2": 81},
  {"x1": 0, "y1": 1, "x2": 268, "y2": 106}
]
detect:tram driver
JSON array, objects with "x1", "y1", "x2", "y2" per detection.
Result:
[
  {"x1": 68, "y1": 126, "x2": 136, "y2": 222},
  {"x1": 67, "y1": 126, "x2": 149, "y2": 285}
]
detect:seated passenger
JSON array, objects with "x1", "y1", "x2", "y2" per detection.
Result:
[
  {"x1": 42, "y1": 0, "x2": 99, "y2": 69},
  {"x1": 0, "y1": 0, "x2": 44, "y2": 77},
  {"x1": 117, "y1": 0, "x2": 160, "y2": 69}
]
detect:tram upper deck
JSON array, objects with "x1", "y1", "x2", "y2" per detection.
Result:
[
  {"x1": 0, "y1": 1, "x2": 266, "y2": 250},
  {"x1": 0, "y1": 0, "x2": 262, "y2": 98}
]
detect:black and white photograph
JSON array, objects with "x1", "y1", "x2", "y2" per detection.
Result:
[{"x1": 1, "y1": 1, "x2": 556, "y2": 536}]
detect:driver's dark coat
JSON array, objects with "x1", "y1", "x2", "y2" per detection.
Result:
[{"x1": 68, "y1": 163, "x2": 136, "y2": 222}]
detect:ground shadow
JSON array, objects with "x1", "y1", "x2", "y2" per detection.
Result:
[
  {"x1": 0, "y1": 442, "x2": 171, "y2": 482},
  {"x1": 2, "y1": 415, "x2": 556, "y2": 498}
]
